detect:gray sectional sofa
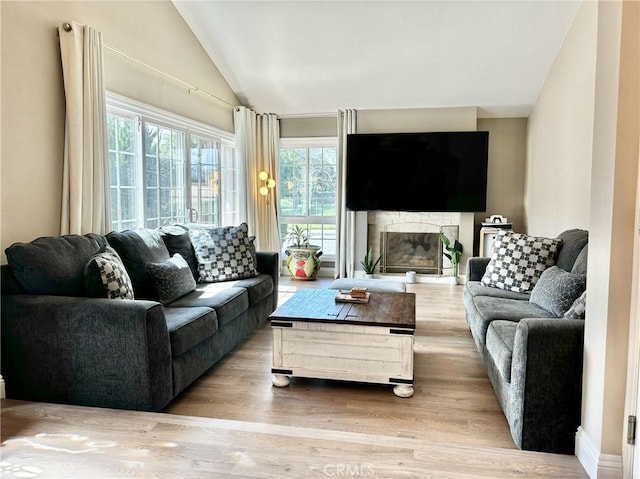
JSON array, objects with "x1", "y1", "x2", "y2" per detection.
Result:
[
  {"x1": 1, "y1": 224, "x2": 279, "y2": 412},
  {"x1": 463, "y1": 229, "x2": 588, "y2": 454}
]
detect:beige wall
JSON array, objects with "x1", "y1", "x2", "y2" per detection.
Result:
[
  {"x1": 280, "y1": 116, "x2": 337, "y2": 138},
  {"x1": 0, "y1": 1, "x2": 238, "y2": 259},
  {"x1": 525, "y1": 1, "x2": 597, "y2": 238},
  {"x1": 476, "y1": 118, "x2": 527, "y2": 251},
  {"x1": 581, "y1": 0, "x2": 638, "y2": 465},
  {"x1": 525, "y1": 0, "x2": 639, "y2": 472}
]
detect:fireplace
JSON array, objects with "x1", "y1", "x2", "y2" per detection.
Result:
[{"x1": 380, "y1": 232, "x2": 442, "y2": 274}]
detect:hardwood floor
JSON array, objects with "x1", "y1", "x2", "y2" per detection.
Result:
[{"x1": 0, "y1": 278, "x2": 588, "y2": 478}]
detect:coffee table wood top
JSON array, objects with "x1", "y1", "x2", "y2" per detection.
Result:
[{"x1": 271, "y1": 288, "x2": 415, "y2": 330}]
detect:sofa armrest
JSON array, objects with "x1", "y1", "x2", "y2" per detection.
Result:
[
  {"x1": 509, "y1": 318, "x2": 584, "y2": 453},
  {"x1": 256, "y1": 251, "x2": 279, "y2": 312},
  {"x1": 466, "y1": 257, "x2": 491, "y2": 282},
  {"x1": 1, "y1": 295, "x2": 173, "y2": 411}
]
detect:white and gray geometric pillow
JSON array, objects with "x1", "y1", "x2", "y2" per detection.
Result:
[
  {"x1": 92, "y1": 246, "x2": 134, "y2": 299},
  {"x1": 188, "y1": 223, "x2": 258, "y2": 283},
  {"x1": 481, "y1": 230, "x2": 562, "y2": 293},
  {"x1": 564, "y1": 290, "x2": 587, "y2": 319},
  {"x1": 146, "y1": 253, "x2": 197, "y2": 305},
  {"x1": 530, "y1": 266, "x2": 586, "y2": 316}
]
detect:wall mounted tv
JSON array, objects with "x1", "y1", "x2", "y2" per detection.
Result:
[{"x1": 346, "y1": 131, "x2": 489, "y2": 212}]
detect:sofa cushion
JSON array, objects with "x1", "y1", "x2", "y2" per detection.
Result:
[
  {"x1": 486, "y1": 320, "x2": 518, "y2": 383},
  {"x1": 5, "y1": 234, "x2": 107, "y2": 296},
  {"x1": 466, "y1": 295, "x2": 557, "y2": 349},
  {"x1": 233, "y1": 274, "x2": 275, "y2": 305},
  {"x1": 564, "y1": 291, "x2": 587, "y2": 319},
  {"x1": 164, "y1": 306, "x2": 218, "y2": 357},
  {"x1": 188, "y1": 223, "x2": 258, "y2": 282},
  {"x1": 159, "y1": 225, "x2": 199, "y2": 282},
  {"x1": 146, "y1": 254, "x2": 197, "y2": 305},
  {"x1": 481, "y1": 231, "x2": 561, "y2": 293},
  {"x1": 555, "y1": 229, "x2": 589, "y2": 272},
  {"x1": 465, "y1": 281, "x2": 531, "y2": 301},
  {"x1": 168, "y1": 287, "x2": 249, "y2": 327},
  {"x1": 84, "y1": 246, "x2": 135, "y2": 299},
  {"x1": 106, "y1": 229, "x2": 171, "y2": 300},
  {"x1": 530, "y1": 266, "x2": 586, "y2": 316}
]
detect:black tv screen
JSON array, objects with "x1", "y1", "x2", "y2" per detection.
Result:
[{"x1": 346, "y1": 131, "x2": 489, "y2": 212}]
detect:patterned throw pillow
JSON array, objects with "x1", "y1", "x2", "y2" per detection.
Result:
[
  {"x1": 481, "y1": 231, "x2": 562, "y2": 293},
  {"x1": 530, "y1": 266, "x2": 586, "y2": 316},
  {"x1": 86, "y1": 247, "x2": 134, "y2": 299},
  {"x1": 564, "y1": 290, "x2": 587, "y2": 319},
  {"x1": 188, "y1": 223, "x2": 258, "y2": 282},
  {"x1": 146, "y1": 253, "x2": 196, "y2": 305}
]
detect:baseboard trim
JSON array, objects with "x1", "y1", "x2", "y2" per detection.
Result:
[{"x1": 575, "y1": 426, "x2": 623, "y2": 478}]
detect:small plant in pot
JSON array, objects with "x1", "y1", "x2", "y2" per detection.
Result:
[
  {"x1": 284, "y1": 225, "x2": 322, "y2": 280},
  {"x1": 440, "y1": 232, "x2": 463, "y2": 284},
  {"x1": 360, "y1": 248, "x2": 381, "y2": 279}
]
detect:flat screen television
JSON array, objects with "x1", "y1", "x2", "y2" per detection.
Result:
[{"x1": 346, "y1": 131, "x2": 489, "y2": 212}]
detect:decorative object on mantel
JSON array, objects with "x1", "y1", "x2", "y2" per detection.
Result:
[
  {"x1": 284, "y1": 225, "x2": 322, "y2": 280},
  {"x1": 440, "y1": 232, "x2": 463, "y2": 285},
  {"x1": 360, "y1": 248, "x2": 382, "y2": 279}
]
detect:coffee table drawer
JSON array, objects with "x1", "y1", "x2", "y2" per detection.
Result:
[{"x1": 272, "y1": 322, "x2": 413, "y2": 385}]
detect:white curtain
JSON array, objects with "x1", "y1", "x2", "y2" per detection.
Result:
[
  {"x1": 59, "y1": 21, "x2": 110, "y2": 235},
  {"x1": 234, "y1": 106, "x2": 281, "y2": 252},
  {"x1": 336, "y1": 109, "x2": 357, "y2": 278}
]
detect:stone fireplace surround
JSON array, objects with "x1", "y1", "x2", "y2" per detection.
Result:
[{"x1": 365, "y1": 211, "x2": 473, "y2": 281}]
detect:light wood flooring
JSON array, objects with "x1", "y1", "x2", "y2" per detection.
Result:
[{"x1": 0, "y1": 278, "x2": 588, "y2": 478}]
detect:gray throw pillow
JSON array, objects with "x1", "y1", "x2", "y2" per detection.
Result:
[
  {"x1": 530, "y1": 266, "x2": 586, "y2": 317},
  {"x1": 159, "y1": 225, "x2": 199, "y2": 281},
  {"x1": 481, "y1": 230, "x2": 562, "y2": 293},
  {"x1": 564, "y1": 290, "x2": 587, "y2": 319},
  {"x1": 188, "y1": 223, "x2": 258, "y2": 282},
  {"x1": 146, "y1": 253, "x2": 197, "y2": 305}
]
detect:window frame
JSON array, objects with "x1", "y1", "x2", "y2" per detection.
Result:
[
  {"x1": 278, "y1": 137, "x2": 338, "y2": 264},
  {"x1": 106, "y1": 92, "x2": 237, "y2": 231}
]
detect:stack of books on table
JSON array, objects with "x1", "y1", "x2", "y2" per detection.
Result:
[{"x1": 335, "y1": 287, "x2": 370, "y2": 304}]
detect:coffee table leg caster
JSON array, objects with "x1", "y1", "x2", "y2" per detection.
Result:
[
  {"x1": 272, "y1": 374, "x2": 291, "y2": 387},
  {"x1": 393, "y1": 384, "x2": 414, "y2": 398}
]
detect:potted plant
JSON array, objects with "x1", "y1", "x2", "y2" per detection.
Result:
[
  {"x1": 440, "y1": 232, "x2": 463, "y2": 284},
  {"x1": 284, "y1": 225, "x2": 322, "y2": 280},
  {"x1": 360, "y1": 248, "x2": 381, "y2": 279}
]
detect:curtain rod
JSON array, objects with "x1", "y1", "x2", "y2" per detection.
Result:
[
  {"x1": 59, "y1": 21, "x2": 238, "y2": 110},
  {"x1": 103, "y1": 44, "x2": 239, "y2": 110}
]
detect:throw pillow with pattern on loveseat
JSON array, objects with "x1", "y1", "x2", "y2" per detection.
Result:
[
  {"x1": 463, "y1": 229, "x2": 588, "y2": 454},
  {"x1": 1, "y1": 223, "x2": 279, "y2": 412}
]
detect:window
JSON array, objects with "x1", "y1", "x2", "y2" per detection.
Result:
[
  {"x1": 278, "y1": 138, "x2": 338, "y2": 261},
  {"x1": 106, "y1": 93, "x2": 238, "y2": 232}
]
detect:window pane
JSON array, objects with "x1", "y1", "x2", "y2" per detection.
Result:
[
  {"x1": 279, "y1": 148, "x2": 308, "y2": 216},
  {"x1": 119, "y1": 153, "x2": 135, "y2": 187},
  {"x1": 144, "y1": 123, "x2": 186, "y2": 226},
  {"x1": 107, "y1": 113, "x2": 138, "y2": 231},
  {"x1": 190, "y1": 134, "x2": 220, "y2": 226}
]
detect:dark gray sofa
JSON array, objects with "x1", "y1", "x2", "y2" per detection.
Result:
[
  {"x1": 463, "y1": 229, "x2": 588, "y2": 454},
  {"x1": 1, "y1": 225, "x2": 279, "y2": 412}
]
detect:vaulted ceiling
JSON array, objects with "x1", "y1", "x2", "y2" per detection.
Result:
[{"x1": 173, "y1": 1, "x2": 582, "y2": 118}]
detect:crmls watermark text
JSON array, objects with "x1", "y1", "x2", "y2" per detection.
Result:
[{"x1": 323, "y1": 463, "x2": 376, "y2": 477}]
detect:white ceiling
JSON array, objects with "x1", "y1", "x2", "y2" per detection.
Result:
[{"x1": 173, "y1": 1, "x2": 582, "y2": 118}]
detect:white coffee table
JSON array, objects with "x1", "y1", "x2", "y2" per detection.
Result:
[{"x1": 270, "y1": 288, "x2": 416, "y2": 397}]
